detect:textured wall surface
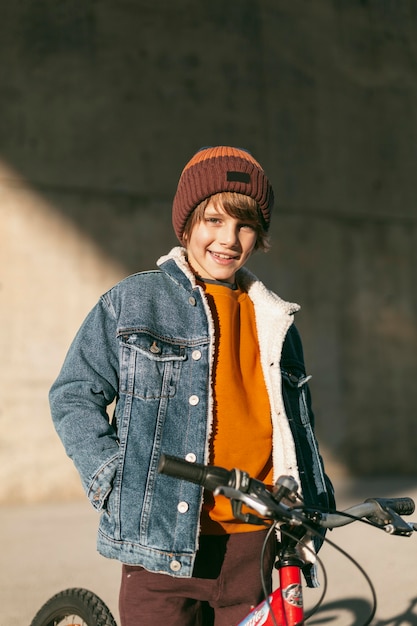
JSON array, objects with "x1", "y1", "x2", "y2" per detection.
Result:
[{"x1": 1, "y1": 1, "x2": 417, "y2": 502}]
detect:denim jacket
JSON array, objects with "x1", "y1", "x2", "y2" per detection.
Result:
[{"x1": 50, "y1": 247, "x2": 333, "y2": 580}]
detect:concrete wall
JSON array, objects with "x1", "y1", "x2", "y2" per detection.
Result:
[{"x1": 1, "y1": 0, "x2": 417, "y2": 503}]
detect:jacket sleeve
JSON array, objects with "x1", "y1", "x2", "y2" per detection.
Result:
[
  {"x1": 49, "y1": 295, "x2": 120, "y2": 510},
  {"x1": 281, "y1": 323, "x2": 335, "y2": 507},
  {"x1": 281, "y1": 323, "x2": 336, "y2": 587}
]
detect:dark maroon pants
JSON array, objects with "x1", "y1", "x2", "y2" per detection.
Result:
[{"x1": 119, "y1": 530, "x2": 276, "y2": 626}]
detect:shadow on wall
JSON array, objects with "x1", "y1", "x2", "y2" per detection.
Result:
[
  {"x1": 1, "y1": 1, "x2": 417, "y2": 499},
  {"x1": 1, "y1": 1, "x2": 276, "y2": 272}
]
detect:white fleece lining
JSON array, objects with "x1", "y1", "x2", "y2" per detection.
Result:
[{"x1": 238, "y1": 271, "x2": 301, "y2": 489}]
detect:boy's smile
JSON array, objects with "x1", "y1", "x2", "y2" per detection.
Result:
[{"x1": 185, "y1": 200, "x2": 257, "y2": 283}]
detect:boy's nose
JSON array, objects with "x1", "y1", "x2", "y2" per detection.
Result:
[{"x1": 220, "y1": 225, "x2": 239, "y2": 246}]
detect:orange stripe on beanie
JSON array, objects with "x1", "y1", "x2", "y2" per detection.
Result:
[{"x1": 172, "y1": 146, "x2": 274, "y2": 242}]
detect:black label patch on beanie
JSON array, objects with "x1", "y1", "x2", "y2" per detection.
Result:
[{"x1": 227, "y1": 171, "x2": 250, "y2": 183}]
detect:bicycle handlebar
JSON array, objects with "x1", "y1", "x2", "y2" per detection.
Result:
[{"x1": 158, "y1": 454, "x2": 416, "y2": 537}]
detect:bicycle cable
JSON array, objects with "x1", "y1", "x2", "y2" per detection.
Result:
[
  {"x1": 260, "y1": 523, "x2": 281, "y2": 626},
  {"x1": 298, "y1": 512, "x2": 378, "y2": 626}
]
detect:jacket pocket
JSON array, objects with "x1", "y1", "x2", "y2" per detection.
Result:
[
  {"x1": 87, "y1": 453, "x2": 119, "y2": 511},
  {"x1": 118, "y1": 330, "x2": 186, "y2": 400}
]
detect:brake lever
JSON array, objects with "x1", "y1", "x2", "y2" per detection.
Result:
[
  {"x1": 214, "y1": 485, "x2": 298, "y2": 524},
  {"x1": 365, "y1": 498, "x2": 414, "y2": 536},
  {"x1": 230, "y1": 499, "x2": 268, "y2": 526},
  {"x1": 382, "y1": 509, "x2": 414, "y2": 536}
]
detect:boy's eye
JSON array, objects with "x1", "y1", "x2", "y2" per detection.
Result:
[{"x1": 204, "y1": 215, "x2": 256, "y2": 230}]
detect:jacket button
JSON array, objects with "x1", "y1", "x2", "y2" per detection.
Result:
[
  {"x1": 150, "y1": 341, "x2": 161, "y2": 354},
  {"x1": 188, "y1": 296, "x2": 197, "y2": 306},
  {"x1": 192, "y1": 350, "x2": 201, "y2": 360},
  {"x1": 185, "y1": 453, "x2": 196, "y2": 463},
  {"x1": 189, "y1": 395, "x2": 199, "y2": 406},
  {"x1": 170, "y1": 560, "x2": 182, "y2": 572},
  {"x1": 177, "y1": 501, "x2": 189, "y2": 513}
]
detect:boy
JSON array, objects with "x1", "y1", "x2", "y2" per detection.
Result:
[{"x1": 50, "y1": 146, "x2": 334, "y2": 626}]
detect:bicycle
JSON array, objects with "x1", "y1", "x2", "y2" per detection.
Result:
[
  {"x1": 30, "y1": 454, "x2": 416, "y2": 626},
  {"x1": 158, "y1": 454, "x2": 417, "y2": 626}
]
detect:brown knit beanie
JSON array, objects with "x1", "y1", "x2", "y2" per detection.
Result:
[{"x1": 172, "y1": 146, "x2": 274, "y2": 242}]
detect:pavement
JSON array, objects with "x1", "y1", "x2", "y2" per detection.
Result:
[{"x1": 2, "y1": 476, "x2": 417, "y2": 626}]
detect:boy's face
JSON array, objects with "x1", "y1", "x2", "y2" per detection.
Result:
[{"x1": 185, "y1": 199, "x2": 257, "y2": 284}]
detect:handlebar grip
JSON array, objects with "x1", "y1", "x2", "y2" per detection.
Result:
[
  {"x1": 158, "y1": 454, "x2": 233, "y2": 491},
  {"x1": 367, "y1": 496, "x2": 415, "y2": 516},
  {"x1": 382, "y1": 497, "x2": 415, "y2": 516}
]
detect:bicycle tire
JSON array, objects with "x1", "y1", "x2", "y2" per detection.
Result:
[{"x1": 30, "y1": 587, "x2": 117, "y2": 626}]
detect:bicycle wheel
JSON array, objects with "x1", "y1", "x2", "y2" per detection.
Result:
[{"x1": 30, "y1": 587, "x2": 117, "y2": 626}]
